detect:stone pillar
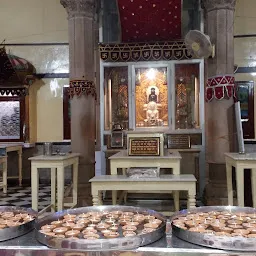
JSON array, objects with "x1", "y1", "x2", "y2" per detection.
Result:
[
  {"x1": 61, "y1": 0, "x2": 96, "y2": 205},
  {"x1": 202, "y1": 0, "x2": 236, "y2": 205}
]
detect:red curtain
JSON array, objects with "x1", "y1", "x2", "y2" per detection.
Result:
[{"x1": 117, "y1": 0, "x2": 182, "y2": 42}]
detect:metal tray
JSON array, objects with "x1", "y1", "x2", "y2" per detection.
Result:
[
  {"x1": 35, "y1": 205, "x2": 166, "y2": 251},
  {"x1": 0, "y1": 206, "x2": 37, "y2": 241},
  {"x1": 171, "y1": 206, "x2": 256, "y2": 252}
]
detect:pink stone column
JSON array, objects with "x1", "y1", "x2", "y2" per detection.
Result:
[
  {"x1": 61, "y1": 0, "x2": 96, "y2": 205},
  {"x1": 202, "y1": 0, "x2": 237, "y2": 205}
]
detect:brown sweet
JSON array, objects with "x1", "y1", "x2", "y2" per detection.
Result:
[
  {"x1": 210, "y1": 222, "x2": 226, "y2": 232},
  {"x1": 77, "y1": 213, "x2": 90, "y2": 218},
  {"x1": 63, "y1": 214, "x2": 76, "y2": 219},
  {"x1": 109, "y1": 224, "x2": 119, "y2": 231},
  {"x1": 104, "y1": 231, "x2": 119, "y2": 238},
  {"x1": 189, "y1": 227, "x2": 206, "y2": 233},
  {"x1": 84, "y1": 233, "x2": 100, "y2": 239},
  {"x1": 149, "y1": 219, "x2": 162, "y2": 225},
  {"x1": 228, "y1": 224, "x2": 243, "y2": 230},
  {"x1": 53, "y1": 227, "x2": 68, "y2": 235},
  {"x1": 231, "y1": 233, "x2": 244, "y2": 237},
  {"x1": 65, "y1": 230, "x2": 80, "y2": 238},
  {"x1": 41, "y1": 224, "x2": 56, "y2": 231},
  {"x1": 122, "y1": 212, "x2": 134, "y2": 217},
  {"x1": 227, "y1": 219, "x2": 242, "y2": 225},
  {"x1": 105, "y1": 218, "x2": 116, "y2": 225},
  {"x1": 123, "y1": 231, "x2": 136, "y2": 237},
  {"x1": 89, "y1": 217, "x2": 101, "y2": 224},
  {"x1": 127, "y1": 221, "x2": 139, "y2": 226},
  {"x1": 219, "y1": 227, "x2": 233, "y2": 234},
  {"x1": 72, "y1": 224, "x2": 84, "y2": 231},
  {"x1": 247, "y1": 234, "x2": 256, "y2": 238},
  {"x1": 122, "y1": 225, "x2": 137, "y2": 231},
  {"x1": 62, "y1": 222, "x2": 75, "y2": 230},
  {"x1": 141, "y1": 228, "x2": 156, "y2": 234},
  {"x1": 51, "y1": 220, "x2": 63, "y2": 227},
  {"x1": 215, "y1": 232, "x2": 232, "y2": 237},
  {"x1": 247, "y1": 228, "x2": 256, "y2": 234},
  {"x1": 234, "y1": 229, "x2": 250, "y2": 235},
  {"x1": 144, "y1": 223, "x2": 159, "y2": 229},
  {"x1": 101, "y1": 229, "x2": 111, "y2": 235},
  {"x1": 76, "y1": 219, "x2": 90, "y2": 226},
  {"x1": 96, "y1": 223, "x2": 110, "y2": 231},
  {"x1": 82, "y1": 227, "x2": 97, "y2": 233},
  {"x1": 185, "y1": 220, "x2": 197, "y2": 228}
]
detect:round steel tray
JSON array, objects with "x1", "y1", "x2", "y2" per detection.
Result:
[
  {"x1": 171, "y1": 206, "x2": 256, "y2": 251},
  {"x1": 35, "y1": 205, "x2": 166, "y2": 251},
  {"x1": 0, "y1": 206, "x2": 37, "y2": 241}
]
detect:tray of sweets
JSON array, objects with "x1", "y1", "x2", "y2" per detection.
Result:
[
  {"x1": 171, "y1": 206, "x2": 256, "y2": 251},
  {"x1": 0, "y1": 206, "x2": 37, "y2": 241},
  {"x1": 35, "y1": 205, "x2": 166, "y2": 251}
]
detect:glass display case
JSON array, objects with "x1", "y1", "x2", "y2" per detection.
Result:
[
  {"x1": 101, "y1": 61, "x2": 203, "y2": 137},
  {"x1": 135, "y1": 67, "x2": 168, "y2": 128},
  {"x1": 104, "y1": 66, "x2": 129, "y2": 131},
  {"x1": 175, "y1": 63, "x2": 200, "y2": 129}
]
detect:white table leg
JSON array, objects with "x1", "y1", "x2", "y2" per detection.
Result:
[
  {"x1": 112, "y1": 191, "x2": 117, "y2": 205},
  {"x1": 188, "y1": 183, "x2": 196, "y2": 209},
  {"x1": 57, "y1": 167, "x2": 65, "y2": 211},
  {"x1": 91, "y1": 184, "x2": 99, "y2": 206},
  {"x1": 73, "y1": 161, "x2": 78, "y2": 207},
  {"x1": 226, "y1": 162, "x2": 233, "y2": 206},
  {"x1": 31, "y1": 166, "x2": 39, "y2": 211},
  {"x1": 111, "y1": 163, "x2": 118, "y2": 204},
  {"x1": 251, "y1": 168, "x2": 256, "y2": 208},
  {"x1": 18, "y1": 150, "x2": 22, "y2": 186},
  {"x1": 51, "y1": 168, "x2": 56, "y2": 212},
  {"x1": 98, "y1": 191, "x2": 103, "y2": 205},
  {"x1": 236, "y1": 166, "x2": 244, "y2": 207},
  {"x1": 173, "y1": 191, "x2": 179, "y2": 211},
  {"x1": 2, "y1": 159, "x2": 7, "y2": 194}
]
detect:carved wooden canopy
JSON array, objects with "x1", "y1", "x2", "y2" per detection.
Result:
[{"x1": 0, "y1": 47, "x2": 36, "y2": 96}]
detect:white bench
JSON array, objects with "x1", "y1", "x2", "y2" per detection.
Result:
[{"x1": 90, "y1": 174, "x2": 196, "y2": 215}]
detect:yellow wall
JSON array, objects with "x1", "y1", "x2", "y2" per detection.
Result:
[
  {"x1": 234, "y1": 1, "x2": 256, "y2": 139},
  {"x1": 0, "y1": 0, "x2": 68, "y2": 43},
  {"x1": 29, "y1": 78, "x2": 69, "y2": 142},
  {"x1": 1, "y1": 0, "x2": 69, "y2": 142}
]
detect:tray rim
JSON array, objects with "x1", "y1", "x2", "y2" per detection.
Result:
[
  {"x1": 35, "y1": 205, "x2": 166, "y2": 251},
  {"x1": 171, "y1": 206, "x2": 256, "y2": 252}
]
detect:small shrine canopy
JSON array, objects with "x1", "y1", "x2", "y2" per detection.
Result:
[{"x1": 0, "y1": 47, "x2": 36, "y2": 96}]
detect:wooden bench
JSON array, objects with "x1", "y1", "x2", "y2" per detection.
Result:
[{"x1": 90, "y1": 174, "x2": 196, "y2": 215}]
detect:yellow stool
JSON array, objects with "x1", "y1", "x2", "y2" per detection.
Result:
[{"x1": 0, "y1": 156, "x2": 7, "y2": 193}]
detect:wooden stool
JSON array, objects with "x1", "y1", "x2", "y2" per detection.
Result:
[{"x1": 0, "y1": 156, "x2": 7, "y2": 194}]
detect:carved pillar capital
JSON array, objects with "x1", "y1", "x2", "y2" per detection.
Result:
[
  {"x1": 202, "y1": 0, "x2": 236, "y2": 12},
  {"x1": 60, "y1": 0, "x2": 95, "y2": 18}
]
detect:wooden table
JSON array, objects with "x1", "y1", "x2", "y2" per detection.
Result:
[
  {"x1": 0, "y1": 143, "x2": 22, "y2": 186},
  {"x1": 109, "y1": 149, "x2": 181, "y2": 209},
  {"x1": 225, "y1": 152, "x2": 256, "y2": 207},
  {"x1": 0, "y1": 156, "x2": 7, "y2": 193},
  {"x1": 90, "y1": 174, "x2": 197, "y2": 214},
  {"x1": 29, "y1": 153, "x2": 79, "y2": 212}
]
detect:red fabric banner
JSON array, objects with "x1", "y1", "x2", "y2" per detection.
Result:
[
  {"x1": 206, "y1": 75, "x2": 236, "y2": 102},
  {"x1": 117, "y1": 0, "x2": 182, "y2": 42}
]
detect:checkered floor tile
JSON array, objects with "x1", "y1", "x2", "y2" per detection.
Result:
[{"x1": 0, "y1": 185, "x2": 51, "y2": 211}]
